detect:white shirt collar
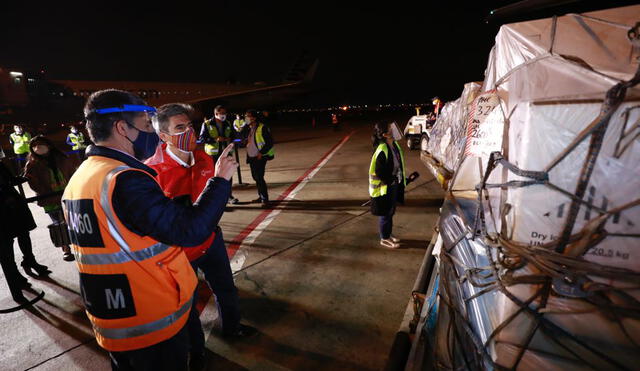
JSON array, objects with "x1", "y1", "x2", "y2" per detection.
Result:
[{"x1": 166, "y1": 145, "x2": 193, "y2": 168}]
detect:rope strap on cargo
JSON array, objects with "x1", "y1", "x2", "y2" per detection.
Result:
[{"x1": 430, "y1": 52, "x2": 640, "y2": 370}]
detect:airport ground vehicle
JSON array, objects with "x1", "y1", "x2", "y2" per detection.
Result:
[
  {"x1": 396, "y1": 5, "x2": 640, "y2": 370},
  {"x1": 403, "y1": 110, "x2": 436, "y2": 150}
]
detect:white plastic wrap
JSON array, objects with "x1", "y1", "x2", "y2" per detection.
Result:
[
  {"x1": 426, "y1": 82, "x2": 481, "y2": 172},
  {"x1": 436, "y1": 4, "x2": 640, "y2": 370},
  {"x1": 483, "y1": 5, "x2": 640, "y2": 91}
]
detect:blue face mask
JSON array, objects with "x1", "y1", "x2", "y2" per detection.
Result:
[{"x1": 125, "y1": 123, "x2": 160, "y2": 161}]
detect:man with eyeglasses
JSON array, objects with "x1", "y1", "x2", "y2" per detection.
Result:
[{"x1": 62, "y1": 89, "x2": 239, "y2": 370}]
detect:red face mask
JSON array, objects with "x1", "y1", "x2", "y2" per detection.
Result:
[{"x1": 167, "y1": 126, "x2": 197, "y2": 152}]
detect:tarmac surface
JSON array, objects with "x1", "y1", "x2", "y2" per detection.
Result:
[{"x1": 0, "y1": 116, "x2": 443, "y2": 370}]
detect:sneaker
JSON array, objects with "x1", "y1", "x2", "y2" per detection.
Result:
[
  {"x1": 228, "y1": 196, "x2": 239, "y2": 204},
  {"x1": 390, "y1": 235, "x2": 401, "y2": 243},
  {"x1": 380, "y1": 239, "x2": 400, "y2": 249},
  {"x1": 250, "y1": 198, "x2": 263, "y2": 204},
  {"x1": 63, "y1": 252, "x2": 75, "y2": 261}
]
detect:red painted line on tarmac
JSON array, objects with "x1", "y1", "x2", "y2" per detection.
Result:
[
  {"x1": 227, "y1": 131, "x2": 354, "y2": 255},
  {"x1": 195, "y1": 132, "x2": 354, "y2": 313}
]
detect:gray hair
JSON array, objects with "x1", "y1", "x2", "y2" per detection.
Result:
[{"x1": 153, "y1": 103, "x2": 194, "y2": 133}]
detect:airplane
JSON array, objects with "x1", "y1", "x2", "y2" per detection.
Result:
[{"x1": 0, "y1": 51, "x2": 319, "y2": 125}]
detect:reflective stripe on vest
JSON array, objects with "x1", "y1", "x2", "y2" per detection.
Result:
[
  {"x1": 254, "y1": 123, "x2": 275, "y2": 157},
  {"x1": 76, "y1": 165, "x2": 173, "y2": 265},
  {"x1": 369, "y1": 141, "x2": 406, "y2": 197},
  {"x1": 94, "y1": 295, "x2": 193, "y2": 340},
  {"x1": 203, "y1": 119, "x2": 232, "y2": 156},
  {"x1": 62, "y1": 156, "x2": 197, "y2": 352}
]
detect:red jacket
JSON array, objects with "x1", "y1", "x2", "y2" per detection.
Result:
[{"x1": 145, "y1": 144, "x2": 216, "y2": 261}]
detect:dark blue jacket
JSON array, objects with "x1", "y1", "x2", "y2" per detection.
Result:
[{"x1": 87, "y1": 146, "x2": 231, "y2": 247}]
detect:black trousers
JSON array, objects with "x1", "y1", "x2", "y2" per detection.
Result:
[
  {"x1": 108, "y1": 314, "x2": 194, "y2": 371},
  {"x1": 14, "y1": 153, "x2": 27, "y2": 171},
  {"x1": 0, "y1": 236, "x2": 27, "y2": 297},
  {"x1": 249, "y1": 158, "x2": 268, "y2": 201}
]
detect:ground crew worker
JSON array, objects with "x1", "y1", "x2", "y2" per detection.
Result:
[
  {"x1": 331, "y1": 113, "x2": 340, "y2": 131},
  {"x1": 369, "y1": 121, "x2": 408, "y2": 249},
  {"x1": 146, "y1": 103, "x2": 255, "y2": 365},
  {"x1": 233, "y1": 114, "x2": 249, "y2": 142},
  {"x1": 9, "y1": 125, "x2": 31, "y2": 171},
  {"x1": 24, "y1": 135, "x2": 80, "y2": 261},
  {"x1": 432, "y1": 97, "x2": 443, "y2": 118},
  {"x1": 199, "y1": 105, "x2": 239, "y2": 204},
  {"x1": 243, "y1": 109, "x2": 274, "y2": 206},
  {"x1": 66, "y1": 125, "x2": 88, "y2": 160},
  {"x1": 62, "y1": 89, "x2": 238, "y2": 370}
]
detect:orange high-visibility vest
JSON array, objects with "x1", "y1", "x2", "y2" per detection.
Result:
[{"x1": 62, "y1": 155, "x2": 197, "y2": 352}]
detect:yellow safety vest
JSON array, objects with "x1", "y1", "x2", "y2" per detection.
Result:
[
  {"x1": 253, "y1": 123, "x2": 275, "y2": 158},
  {"x1": 68, "y1": 132, "x2": 87, "y2": 151},
  {"x1": 233, "y1": 118, "x2": 246, "y2": 132},
  {"x1": 369, "y1": 141, "x2": 405, "y2": 197},
  {"x1": 203, "y1": 119, "x2": 232, "y2": 156},
  {"x1": 10, "y1": 132, "x2": 31, "y2": 155}
]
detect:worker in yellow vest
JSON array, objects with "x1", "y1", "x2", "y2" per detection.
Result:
[
  {"x1": 369, "y1": 122, "x2": 408, "y2": 249},
  {"x1": 66, "y1": 125, "x2": 88, "y2": 160},
  {"x1": 62, "y1": 89, "x2": 238, "y2": 370},
  {"x1": 9, "y1": 125, "x2": 31, "y2": 171},
  {"x1": 199, "y1": 105, "x2": 239, "y2": 203},
  {"x1": 243, "y1": 109, "x2": 274, "y2": 206},
  {"x1": 233, "y1": 114, "x2": 249, "y2": 141}
]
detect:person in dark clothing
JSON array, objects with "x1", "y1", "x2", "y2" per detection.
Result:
[
  {"x1": 369, "y1": 122, "x2": 408, "y2": 249},
  {"x1": 0, "y1": 158, "x2": 50, "y2": 303},
  {"x1": 243, "y1": 109, "x2": 274, "y2": 206},
  {"x1": 24, "y1": 135, "x2": 80, "y2": 261},
  {"x1": 62, "y1": 89, "x2": 239, "y2": 371}
]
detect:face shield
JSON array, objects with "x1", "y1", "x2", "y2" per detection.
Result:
[
  {"x1": 92, "y1": 105, "x2": 160, "y2": 161},
  {"x1": 389, "y1": 122, "x2": 403, "y2": 141},
  {"x1": 93, "y1": 104, "x2": 157, "y2": 122}
]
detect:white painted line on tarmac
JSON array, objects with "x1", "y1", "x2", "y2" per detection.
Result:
[
  {"x1": 202, "y1": 132, "x2": 354, "y2": 342},
  {"x1": 228, "y1": 131, "x2": 354, "y2": 272}
]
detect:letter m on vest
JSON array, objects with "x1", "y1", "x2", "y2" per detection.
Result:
[
  {"x1": 106, "y1": 288, "x2": 126, "y2": 310},
  {"x1": 62, "y1": 155, "x2": 197, "y2": 352}
]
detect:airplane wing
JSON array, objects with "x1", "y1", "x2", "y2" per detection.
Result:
[{"x1": 184, "y1": 55, "x2": 319, "y2": 105}]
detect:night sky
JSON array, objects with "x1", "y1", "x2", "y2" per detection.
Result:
[{"x1": 2, "y1": 1, "x2": 638, "y2": 106}]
